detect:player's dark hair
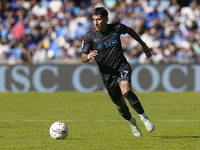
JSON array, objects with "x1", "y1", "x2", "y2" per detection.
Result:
[{"x1": 92, "y1": 7, "x2": 108, "y2": 17}]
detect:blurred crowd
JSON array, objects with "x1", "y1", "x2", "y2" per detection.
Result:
[{"x1": 0, "y1": 0, "x2": 200, "y2": 65}]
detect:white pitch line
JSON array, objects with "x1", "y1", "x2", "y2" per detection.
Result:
[
  {"x1": 158, "y1": 119, "x2": 200, "y2": 122},
  {"x1": 0, "y1": 119, "x2": 199, "y2": 122},
  {"x1": 0, "y1": 120, "x2": 123, "y2": 122}
]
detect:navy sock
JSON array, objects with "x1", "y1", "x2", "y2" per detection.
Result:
[
  {"x1": 117, "y1": 105, "x2": 132, "y2": 120},
  {"x1": 123, "y1": 91, "x2": 144, "y2": 114}
]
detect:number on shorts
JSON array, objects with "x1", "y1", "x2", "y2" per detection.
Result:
[{"x1": 120, "y1": 71, "x2": 128, "y2": 78}]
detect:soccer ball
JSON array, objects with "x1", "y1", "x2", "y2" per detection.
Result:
[{"x1": 49, "y1": 121, "x2": 68, "y2": 139}]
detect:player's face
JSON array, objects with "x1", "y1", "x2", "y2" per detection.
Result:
[{"x1": 92, "y1": 15, "x2": 108, "y2": 32}]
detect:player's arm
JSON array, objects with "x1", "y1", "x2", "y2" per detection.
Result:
[
  {"x1": 81, "y1": 53, "x2": 90, "y2": 63},
  {"x1": 127, "y1": 27, "x2": 152, "y2": 58},
  {"x1": 81, "y1": 50, "x2": 98, "y2": 63},
  {"x1": 81, "y1": 32, "x2": 98, "y2": 63}
]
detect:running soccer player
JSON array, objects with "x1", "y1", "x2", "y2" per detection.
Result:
[{"x1": 81, "y1": 7, "x2": 154, "y2": 137}]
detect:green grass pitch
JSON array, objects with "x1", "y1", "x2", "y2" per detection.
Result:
[{"x1": 0, "y1": 91, "x2": 200, "y2": 150}]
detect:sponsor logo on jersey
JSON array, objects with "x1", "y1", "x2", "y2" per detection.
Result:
[
  {"x1": 96, "y1": 37, "x2": 119, "y2": 50},
  {"x1": 104, "y1": 38, "x2": 119, "y2": 48},
  {"x1": 97, "y1": 44, "x2": 104, "y2": 50}
]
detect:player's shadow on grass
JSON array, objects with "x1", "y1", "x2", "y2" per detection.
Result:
[{"x1": 154, "y1": 136, "x2": 200, "y2": 139}]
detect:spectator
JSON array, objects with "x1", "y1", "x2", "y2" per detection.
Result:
[
  {"x1": 11, "y1": 19, "x2": 25, "y2": 41},
  {"x1": 40, "y1": 0, "x2": 50, "y2": 8},
  {"x1": 0, "y1": 38, "x2": 9, "y2": 60},
  {"x1": 32, "y1": 2, "x2": 47, "y2": 17},
  {"x1": 49, "y1": 0, "x2": 62, "y2": 13},
  {"x1": 32, "y1": 41, "x2": 47, "y2": 64},
  {"x1": 20, "y1": 45, "x2": 32, "y2": 64},
  {"x1": 192, "y1": 39, "x2": 200, "y2": 58}
]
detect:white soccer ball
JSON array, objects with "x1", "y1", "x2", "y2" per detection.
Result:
[{"x1": 49, "y1": 121, "x2": 68, "y2": 139}]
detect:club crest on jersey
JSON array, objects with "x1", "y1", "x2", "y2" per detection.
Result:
[
  {"x1": 97, "y1": 44, "x2": 103, "y2": 50},
  {"x1": 113, "y1": 33, "x2": 118, "y2": 36}
]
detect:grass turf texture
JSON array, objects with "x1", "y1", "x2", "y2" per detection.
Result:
[{"x1": 0, "y1": 91, "x2": 199, "y2": 150}]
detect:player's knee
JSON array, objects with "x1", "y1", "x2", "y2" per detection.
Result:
[
  {"x1": 120, "y1": 81, "x2": 131, "y2": 95},
  {"x1": 121, "y1": 89, "x2": 129, "y2": 95},
  {"x1": 123, "y1": 91, "x2": 139, "y2": 103}
]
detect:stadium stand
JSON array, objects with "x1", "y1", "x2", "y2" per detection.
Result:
[{"x1": 0, "y1": 0, "x2": 200, "y2": 64}]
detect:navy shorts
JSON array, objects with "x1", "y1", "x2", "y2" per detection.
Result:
[{"x1": 103, "y1": 70, "x2": 132, "y2": 104}]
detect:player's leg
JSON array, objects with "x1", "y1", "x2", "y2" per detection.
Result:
[
  {"x1": 120, "y1": 81, "x2": 145, "y2": 115},
  {"x1": 115, "y1": 96, "x2": 131, "y2": 120},
  {"x1": 114, "y1": 96, "x2": 141, "y2": 137},
  {"x1": 105, "y1": 79, "x2": 141, "y2": 137},
  {"x1": 119, "y1": 74, "x2": 155, "y2": 133},
  {"x1": 105, "y1": 82, "x2": 133, "y2": 121}
]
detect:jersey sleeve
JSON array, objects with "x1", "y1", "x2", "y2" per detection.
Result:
[
  {"x1": 117, "y1": 23, "x2": 128, "y2": 35},
  {"x1": 82, "y1": 32, "x2": 92, "y2": 54}
]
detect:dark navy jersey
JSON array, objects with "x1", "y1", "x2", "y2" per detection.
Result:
[{"x1": 82, "y1": 22, "x2": 131, "y2": 78}]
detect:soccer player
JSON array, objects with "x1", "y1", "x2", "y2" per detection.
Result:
[{"x1": 81, "y1": 7, "x2": 154, "y2": 137}]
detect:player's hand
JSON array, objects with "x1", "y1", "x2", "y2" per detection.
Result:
[
  {"x1": 89, "y1": 50, "x2": 98, "y2": 59},
  {"x1": 142, "y1": 44, "x2": 152, "y2": 58}
]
